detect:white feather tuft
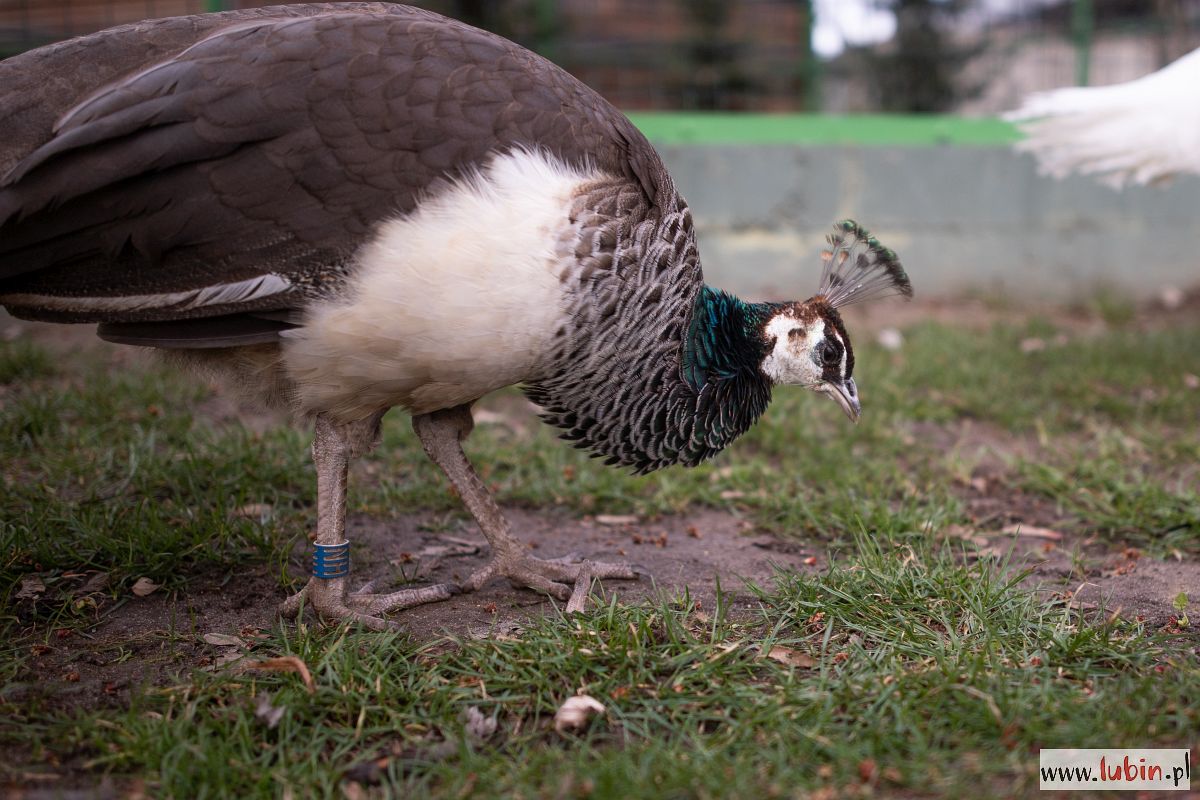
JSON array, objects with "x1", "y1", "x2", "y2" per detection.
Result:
[
  {"x1": 285, "y1": 148, "x2": 599, "y2": 421},
  {"x1": 1006, "y1": 47, "x2": 1200, "y2": 187}
]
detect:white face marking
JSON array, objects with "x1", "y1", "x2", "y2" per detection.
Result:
[{"x1": 759, "y1": 314, "x2": 827, "y2": 387}]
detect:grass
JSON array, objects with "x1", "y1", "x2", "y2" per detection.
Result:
[
  {"x1": 1, "y1": 311, "x2": 1198, "y2": 797},
  {"x1": 5, "y1": 536, "x2": 1195, "y2": 798}
]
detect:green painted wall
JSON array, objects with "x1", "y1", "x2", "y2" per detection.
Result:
[{"x1": 628, "y1": 113, "x2": 1020, "y2": 147}]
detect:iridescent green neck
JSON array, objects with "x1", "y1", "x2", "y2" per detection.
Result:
[{"x1": 682, "y1": 286, "x2": 779, "y2": 391}]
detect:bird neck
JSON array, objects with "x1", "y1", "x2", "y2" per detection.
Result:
[
  {"x1": 683, "y1": 286, "x2": 779, "y2": 391},
  {"x1": 524, "y1": 281, "x2": 778, "y2": 474}
]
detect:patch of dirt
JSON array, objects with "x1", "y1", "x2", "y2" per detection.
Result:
[
  {"x1": 944, "y1": 525, "x2": 1200, "y2": 631},
  {"x1": 1068, "y1": 556, "x2": 1200, "y2": 627},
  {"x1": 348, "y1": 508, "x2": 821, "y2": 640},
  {"x1": 6, "y1": 568, "x2": 282, "y2": 715},
  {"x1": 4, "y1": 508, "x2": 818, "y2": 718}
]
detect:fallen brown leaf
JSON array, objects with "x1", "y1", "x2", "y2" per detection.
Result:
[
  {"x1": 254, "y1": 692, "x2": 286, "y2": 729},
  {"x1": 202, "y1": 633, "x2": 245, "y2": 648},
  {"x1": 1001, "y1": 524, "x2": 1063, "y2": 541},
  {"x1": 130, "y1": 577, "x2": 159, "y2": 597},
  {"x1": 596, "y1": 514, "x2": 638, "y2": 527},
  {"x1": 765, "y1": 645, "x2": 817, "y2": 669},
  {"x1": 232, "y1": 503, "x2": 273, "y2": 520},
  {"x1": 554, "y1": 695, "x2": 606, "y2": 734},
  {"x1": 15, "y1": 576, "x2": 45, "y2": 600}
]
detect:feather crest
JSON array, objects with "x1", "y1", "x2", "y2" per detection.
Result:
[{"x1": 814, "y1": 220, "x2": 912, "y2": 309}]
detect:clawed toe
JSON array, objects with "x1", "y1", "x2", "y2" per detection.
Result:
[
  {"x1": 345, "y1": 582, "x2": 460, "y2": 614},
  {"x1": 279, "y1": 577, "x2": 457, "y2": 630},
  {"x1": 467, "y1": 551, "x2": 639, "y2": 612}
]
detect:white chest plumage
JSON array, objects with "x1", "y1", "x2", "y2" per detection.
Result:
[{"x1": 282, "y1": 149, "x2": 601, "y2": 421}]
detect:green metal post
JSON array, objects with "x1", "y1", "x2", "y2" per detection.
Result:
[
  {"x1": 532, "y1": 0, "x2": 558, "y2": 63},
  {"x1": 799, "y1": 0, "x2": 821, "y2": 111},
  {"x1": 1071, "y1": 0, "x2": 1093, "y2": 86}
]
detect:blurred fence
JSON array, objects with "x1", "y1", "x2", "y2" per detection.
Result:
[
  {"x1": 0, "y1": 0, "x2": 212, "y2": 56},
  {"x1": 2, "y1": 1, "x2": 1198, "y2": 112}
]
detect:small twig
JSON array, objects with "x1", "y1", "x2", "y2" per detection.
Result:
[{"x1": 243, "y1": 656, "x2": 316, "y2": 694}]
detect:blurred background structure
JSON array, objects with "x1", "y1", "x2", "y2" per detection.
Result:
[
  {"x1": 2, "y1": 0, "x2": 1199, "y2": 299},
  {"x1": 4, "y1": 0, "x2": 1199, "y2": 111}
]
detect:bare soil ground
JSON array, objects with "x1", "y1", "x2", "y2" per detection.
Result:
[
  {"x1": 14, "y1": 501, "x2": 1198, "y2": 722},
  {"x1": 10, "y1": 507, "x2": 822, "y2": 715}
]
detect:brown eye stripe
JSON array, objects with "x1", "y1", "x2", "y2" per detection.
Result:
[{"x1": 817, "y1": 304, "x2": 854, "y2": 380}]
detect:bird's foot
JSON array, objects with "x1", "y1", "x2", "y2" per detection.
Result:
[
  {"x1": 279, "y1": 577, "x2": 459, "y2": 632},
  {"x1": 467, "y1": 551, "x2": 639, "y2": 614}
]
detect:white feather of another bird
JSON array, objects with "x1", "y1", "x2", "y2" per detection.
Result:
[{"x1": 1006, "y1": 47, "x2": 1200, "y2": 187}]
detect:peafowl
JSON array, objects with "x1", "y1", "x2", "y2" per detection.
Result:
[
  {"x1": 1006, "y1": 47, "x2": 1200, "y2": 187},
  {"x1": 0, "y1": 4, "x2": 912, "y2": 629}
]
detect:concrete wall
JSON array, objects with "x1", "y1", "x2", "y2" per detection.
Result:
[{"x1": 656, "y1": 144, "x2": 1200, "y2": 302}]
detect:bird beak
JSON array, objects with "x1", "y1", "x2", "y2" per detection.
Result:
[{"x1": 825, "y1": 377, "x2": 861, "y2": 423}]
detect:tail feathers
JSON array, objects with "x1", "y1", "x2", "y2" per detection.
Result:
[
  {"x1": 1006, "y1": 47, "x2": 1200, "y2": 187},
  {"x1": 814, "y1": 220, "x2": 912, "y2": 309}
]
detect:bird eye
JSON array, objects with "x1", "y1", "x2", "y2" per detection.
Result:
[{"x1": 822, "y1": 342, "x2": 841, "y2": 365}]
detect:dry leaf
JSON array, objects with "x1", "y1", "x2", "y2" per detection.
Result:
[
  {"x1": 765, "y1": 645, "x2": 817, "y2": 668},
  {"x1": 202, "y1": 633, "x2": 245, "y2": 648},
  {"x1": 254, "y1": 692, "x2": 286, "y2": 729},
  {"x1": 75, "y1": 572, "x2": 110, "y2": 596},
  {"x1": 463, "y1": 706, "x2": 497, "y2": 741},
  {"x1": 1160, "y1": 286, "x2": 1184, "y2": 310},
  {"x1": 1001, "y1": 524, "x2": 1063, "y2": 541},
  {"x1": 202, "y1": 650, "x2": 246, "y2": 672},
  {"x1": 1019, "y1": 337, "x2": 1046, "y2": 353},
  {"x1": 595, "y1": 514, "x2": 638, "y2": 527},
  {"x1": 244, "y1": 656, "x2": 316, "y2": 694},
  {"x1": 553, "y1": 695, "x2": 606, "y2": 734},
  {"x1": 417, "y1": 542, "x2": 479, "y2": 558},
  {"x1": 945, "y1": 525, "x2": 990, "y2": 547},
  {"x1": 440, "y1": 535, "x2": 484, "y2": 548},
  {"x1": 232, "y1": 503, "x2": 273, "y2": 520},
  {"x1": 130, "y1": 577, "x2": 159, "y2": 597},
  {"x1": 876, "y1": 328, "x2": 903, "y2": 351},
  {"x1": 16, "y1": 577, "x2": 46, "y2": 600}
]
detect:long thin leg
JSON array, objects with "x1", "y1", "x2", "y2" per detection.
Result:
[
  {"x1": 412, "y1": 404, "x2": 637, "y2": 612},
  {"x1": 279, "y1": 412, "x2": 458, "y2": 630}
]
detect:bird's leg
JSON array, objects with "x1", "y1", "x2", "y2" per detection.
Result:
[
  {"x1": 279, "y1": 412, "x2": 458, "y2": 630},
  {"x1": 412, "y1": 404, "x2": 637, "y2": 613}
]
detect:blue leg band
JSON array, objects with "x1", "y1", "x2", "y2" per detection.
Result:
[{"x1": 312, "y1": 541, "x2": 350, "y2": 579}]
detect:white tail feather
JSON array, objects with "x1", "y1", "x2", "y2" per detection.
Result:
[{"x1": 1006, "y1": 47, "x2": 1200, "y2": 188}]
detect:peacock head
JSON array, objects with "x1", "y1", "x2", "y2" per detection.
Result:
[{"x1": 758, "y1": 221, "x2": 912, "y2": 422}]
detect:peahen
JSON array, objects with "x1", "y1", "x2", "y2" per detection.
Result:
[
  {"x1": 0, "y1": 4, "x2": 912, "y2": 629},
  {"x1": 1006, "y1": 47, "x2": 1200, "y2": 187}
]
